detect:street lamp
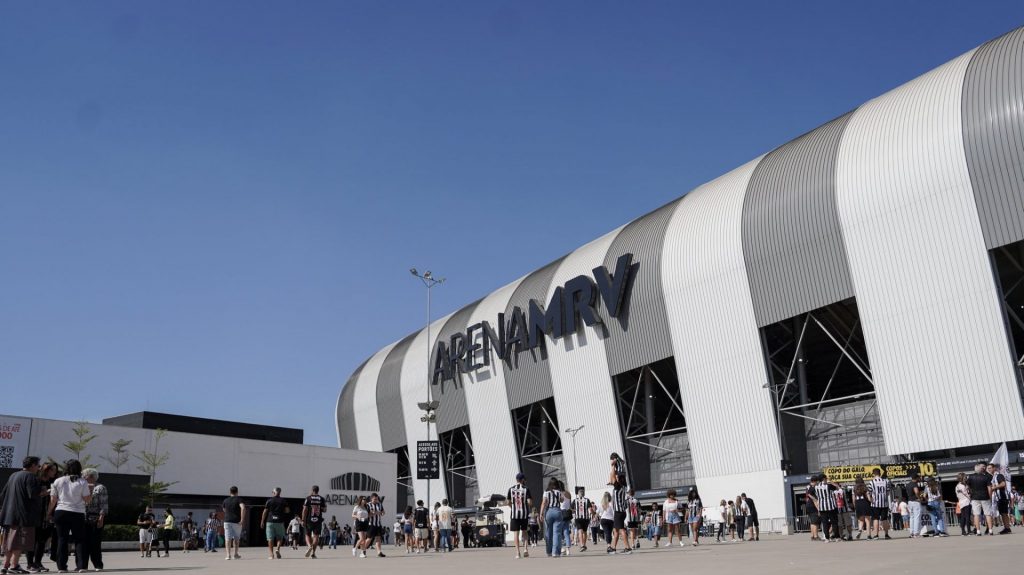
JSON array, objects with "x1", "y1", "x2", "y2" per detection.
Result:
[
  {"x1": 564, "y1": 425, "x2": 585, "y2": 490},
  {"x1": 411, "y1": 268, "x2": 444, "y2": 506}
]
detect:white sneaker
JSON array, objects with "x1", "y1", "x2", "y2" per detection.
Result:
[
  {"x1": 359, "y1": 552, "x2": 366, "y2": 558},
  {"x1": 352, "y1": 548, "x2": 357, "y2": 557},
  {"x1": 678, "y1": 541, "x2": 685, "y2": 547}
]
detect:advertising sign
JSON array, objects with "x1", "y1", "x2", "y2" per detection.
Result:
[
  {"x1": 823, "y1": 461, "x2": 937, "y2": 483},
  {"x1": 0, "y1": 416, "x2": 32, "y2": 469},
  {"x1": 417, "y1": 440, "x2": 440, "y2": 480}
]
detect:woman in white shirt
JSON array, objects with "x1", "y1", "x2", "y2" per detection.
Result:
[
  {"x1": 662, "y1": 488, "x2": 682, "y2": 547},
  {"x1": 955, "y1": 473, "x2": 972, "y2": 535},
  {"x1": 599, "y1": 493, "x2": 615, "y2": 554},
  {"x1": 47, "y1": 459, "x2": 93, "y2": 573},
  {"x1": 351, "y1": 496, "x2": 369, "y2": 557}
]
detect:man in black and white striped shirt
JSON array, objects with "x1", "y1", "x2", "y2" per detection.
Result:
[
  {"x1": 365, "y1": 493, "x2": 386, "y2": 558},
  {"x1": 867, "y1": 468, "x2": 892, "y2": 540},
  {"x1": 626, "y1": 489, "x2": 641, "y2": 549},
  {"x1": 571, "y1": 488, "x2": 592, "y2": 552},
  {"x1": 609, "y1": 479, "x2": 630, "y2": 554},
  {"x1": 810, "y1": 474, "x2": 839, "y2": 542},
  {"x1": 507, "y1": 472, "x2": 532, "y2": 559}
]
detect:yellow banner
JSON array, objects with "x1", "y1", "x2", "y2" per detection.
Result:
[{"x1": 822, "y1": 462, "x2": 936, "y2": 483}]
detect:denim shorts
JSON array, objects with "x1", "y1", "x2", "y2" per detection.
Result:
[{"x1": 224, "y1": 522, "x2": 241, "y2": 541}]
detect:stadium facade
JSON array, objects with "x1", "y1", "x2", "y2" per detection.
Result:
[{"x1": 336, "y1": 27, "x2": 1024, "y2": 521}]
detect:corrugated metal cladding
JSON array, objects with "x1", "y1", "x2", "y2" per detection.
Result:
[
  {"x1": 835, "y1": 49, "x2": 1024, "y2": 454},
  {"x1": 502, "y1": 257, "x2": 566, "y2": 410},
  {"x1": 662, "y1": 156, "x2": 784, "y2": 479},
  {"x1": 336, "y1": 357, "x2": 369, "y2": 449},
  {"x1": 601, "y1": 199, "x2": 681, "y2": 375},
  {"x1": 962, "y1": 25, "x2": 1024, "y2": 249},
  {"x1": 432, "y1": 299, "x2": 483, "y2": 434},
  {"x1": 546, "y1": 227, "x2": 627, "y2": 492},
  {"x1": 742, "y1": 112, "x2": 856, "y2": 327},
  {"x1": 375, "y1": 331, "x2": 419, "y2": 452}
]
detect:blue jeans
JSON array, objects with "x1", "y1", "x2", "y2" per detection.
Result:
[
  {"x1": 205, "y1": 529, "x2": 217, "y2": 551},
  {"x1": 562, "y1": 518, "x2": 571, "y2": 547},
  {"x1": 439, "y1": 529, "x2": 451, "y2": 552},
  {"x1": 544, "y1": 509, "x2": 563, "y2": 557},
  {"x1": 927, "y1": 502, "x2": 946, "y2": 534},
  {"x1": 329, "y1": 530, "x2": 338, "y2": 548},
  {"x1": 908, "y1": 501, "x2": 922, "y2": 535}
]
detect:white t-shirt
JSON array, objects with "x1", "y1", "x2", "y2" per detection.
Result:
[
  {"x1": 899, "y1": 501, "x2": 909, "y2": 515},
  {"x1": 437, "y1": 505, "x2": 453, "y2": 525},
  {"x1": 601, "y1": 502, "x2": 614, "y2": 521},
  {"x1": 663, "y1": 499, "x2": 678, "y2": 520},
  {"x1": 289, "y1": 517, "x2": 302, "y2": 533},
  {"x1": 393, "y1": 522, "x2": 401, "y2": 533},
  {"x1": 955, "y1": 483, "x2": 971, "y2": 507},
  {"x1": 52, "y1": 476, "x2": 90, "y2": 513}
]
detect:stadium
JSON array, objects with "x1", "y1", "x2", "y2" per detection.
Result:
[{"x1": 336, "y1": 26, "x2": 1024, "y2": 522}]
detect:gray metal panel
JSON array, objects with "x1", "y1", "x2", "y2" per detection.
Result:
[
  {"x1": 602, "y1": 199, "x2": 681, "y2": 375},
  {"x1": 376, "y1": 331, "x2": 418, "y2": 451},
  {"x1": 503, "y1": 257, "x2": 567, "y2": 410},
  {"x1": 433, "y1": 299, "x2": 484, "y2": 434},
  {"x1": 337, "y1": 357, "x2": 370, "y2": 449},
  {"x1": 742, "y1": 112, "x2": 856, "y2": 327},
  {"x1": 963, "y1": 25, "x2": 1024, "y2": 249}
]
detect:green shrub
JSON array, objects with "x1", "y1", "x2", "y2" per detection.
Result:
[{"x1": 104, "y1": 524, "x2": 140, "y2": 541}]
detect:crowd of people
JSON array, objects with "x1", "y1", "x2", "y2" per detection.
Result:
[
  {"x1": 2, "y1": 452, "x2": 1021, "y2": 571},
  {"x1": 802, "y1": 463, "x2": 1019, "y2": 542}
]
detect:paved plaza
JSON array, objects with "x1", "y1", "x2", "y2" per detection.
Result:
[{"x1": 70, "y1": 533, "x2": 1020, "y2": 574}]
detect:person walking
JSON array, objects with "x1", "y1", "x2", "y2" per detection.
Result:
[
  {"x1": 741, "y1": 493, "x2": 759, "y2": 541},
  {"x1": 221, "y1": 485, "x2": 246, "y2": 560},
  {"x1": 867, "y1": 468, "x2": 893, "y2": 540},
  {"x1": 625, "y1": 488, "x2": 641, "y2": 550},
  {"x1": 0, "y1": 456, "x2": 43, "y2": 575},
  {"x1": 599, "y1": 493, "x2": 614, "y2": 553},
  {"x1": 25, "y1": 461, "x2": 58, "y2": 573},
  {"x1": 571, "y1": 487, "x2": 591, "y2": 552},
  {"x1": 363, "y1": 493, "x2": 386, "y2": 558},
  {"x1": 588, "y1": 506, "x2": 601, "y2": 545},
  {"x1": 203, "y1": 512, "x2": 219, "y2": 553},
  {"x1": 329, "y1": 516, "x2": 340, "y2": 550},
  {"x1": 715, "y1": 500, "x2": 728, "y2": 543},
  {"x1": 180, "y1": 511, "x2": 196, "y2": 552},
  {"x1": 301, "y1": 485, "x2": 326, "y2": 558},
  {"x1": 986, "y1": 463, "x2": 1013, "y2": 534},
  {"x1": 261, "y1": 487, "x2": 288, "y2": 559},
  {"x1": 609, "y1": 478, "x2": 630, "y2": 554},
  {"x1": 47, "y1": 459, "x2": 92, "y2": 573},
  {"x1": 538, "y1": 478, "x2": 564, "y2": 558},
  {"x1": 559, "y1": 485, "x2": 573, "y2": 555},
  {"x1": 506, "y1": 472, "x2": 532, "y2": 559},
  {"x1": 350, "y1": 496, "x2": 368, "y2": 557},
  {"x1": 158, "y1": 508, "x2": 174, "y2": 557},
  {"x1": 79, "y1": 468, "x2": 104, "y2": 568},
  {"x1": 662, "y1": 489, "x2": 682, "y2": 546},
  {"x1": 459, "y1": 517, "x2": 471, "y2": 550},
  {"x1": 436, "y1": 499, "x2": 453, "y2": 553},
  {"x1": 649, "y1": 502, "x2": 663, "y2": 546},
  {"x1": 726, "y1": 500, "x2": 737, "y2": 541},
  {"x1": 411, "y1": 500, "x2": 429, "y2": 554},
  {"x1": 686, "y1": 488, "x2": 703, "y2": 546}
]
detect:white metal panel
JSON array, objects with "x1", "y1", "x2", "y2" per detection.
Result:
[
  {"x1": 546, "y1": 227, "x2": 626, "y2": 493},
  {"x1": 350, "y1": 342, "x2": 396, "y2": 452},
  {"x1": 695, "y1": 469, "x2": 786, "y2": 521},
  {"x1": 462, "y1": 277, "x2": 526, "y2": 500},
  {"x1": 399, "y1": 312, "x2": 454, "y2": 506},
  {"x1": 662, "y1": 157, "x2": 783, "y2": 478},
  {"x1": 835, "y1": 49, "x2": 1024, "y2": 454}
]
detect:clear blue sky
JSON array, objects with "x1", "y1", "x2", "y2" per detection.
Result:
[{"x1": 2, "y1": 1, "x2": 1021, "y2": 447}]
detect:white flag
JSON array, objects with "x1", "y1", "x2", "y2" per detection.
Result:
[{"x1": 990, "y1": 442, "x2": 1011, "y2": 501}]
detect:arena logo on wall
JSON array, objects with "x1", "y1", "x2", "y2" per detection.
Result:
[
  {"x1": 325, "y1": 471, "x2": 384, "y2": 505},
  {"x1": 431, "y1": 253, "x2": 637, "y2": 386}
]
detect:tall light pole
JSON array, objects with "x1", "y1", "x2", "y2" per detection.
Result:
[
  {"x1": 411, "y1": 268, "x2": 444, "y2": 507},
  {"x1": 564, "y1": 425, "x2": 585, "y2": 489}
]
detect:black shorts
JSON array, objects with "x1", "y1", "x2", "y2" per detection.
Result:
[
  {"x1": 807, "y1": 512, "x2": 820, "y2": 525},
  {"x1": 997, "y1": 499, "x2": 1009, "y2": 515},
  {"x1": 870, "y1": 507, "x2": 889, "y2": 521},
  {"x1": 509, "y1": 518, "x2": 528, "y2": 532},
  {"x1": 627, "y1": 521, "x2": 639, "y2": 529},
  {"x1": 575, "y1": 518, "x2": 589, "y2": 530},
  {"x1": 355, "y1": 520, "x2": 368, "y2": 532},
  {"x1": 367, "y1": 525, "x2": 382, "y2": 539},
  {"x1": 748, "y1": 514, "x2": 759, "y2": 527},
  {"x1": 306, "y1": 521, "x2": 321, "y2": 534},
  {"x1": 613, "y1": 511, "x2": 626, "y2": 530},
  {"x1": 855, "y1": 500, "x2": 871, "y2": 518}
]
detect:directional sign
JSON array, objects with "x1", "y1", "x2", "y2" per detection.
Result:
[{"x1": 417, "y1": 440, "x2": 440, "y2": 480}]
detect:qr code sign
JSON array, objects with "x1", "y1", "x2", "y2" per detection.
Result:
[{"x1": 0, "y1": 446, "x2": 14, "y2": 468}]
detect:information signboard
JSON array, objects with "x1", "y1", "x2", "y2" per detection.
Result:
[{"x1": 417, "y1": 440, "x2": 440, "y2": 480}]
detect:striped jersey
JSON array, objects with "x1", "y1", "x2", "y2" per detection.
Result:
[
  {"x1": 572, "y1": 496, "x2": 592, "y2": 519},
  {"x1": 649, "y1": 508, "x2": 661, "y2": 525},
  {"x1": 543, "y1": 489, "x2": 561, "y2": 509},
  {"x1": 626, "y1": 496, "x2": 640, "y2": 522},
  {"x1": 507, "y1": 484, "x2": 531, "y2": 519},
  {"x1": 813, "y1": 483, "x2": 838, "y2": 511},
  {"x1": 366, "y1": 502, "x2": 384, "y2": 527},
  {"x1": 611, "y1": 485, "x2": 627, "y2": 513},
  {"x1": 869, "y1": 477, "x2": 891, "y2": 508}
]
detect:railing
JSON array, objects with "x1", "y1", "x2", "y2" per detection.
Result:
[{"x1": 787, "y1": 505, "x2": 963, "y2": 535}]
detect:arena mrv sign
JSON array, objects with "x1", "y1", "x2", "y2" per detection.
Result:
[{"x1": 431, "y1": 253, "x2": 636, "y2": 386}]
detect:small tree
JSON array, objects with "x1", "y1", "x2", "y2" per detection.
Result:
[
  {"x1": 134, "y1": 428, "x2": 178, "y2": 506},
  {"x1": 63, "y1": 421, "x2": 97, "y2": 468},
  {"x1": 101, "y1": 438, "x2": 133, "y2": 473}
]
